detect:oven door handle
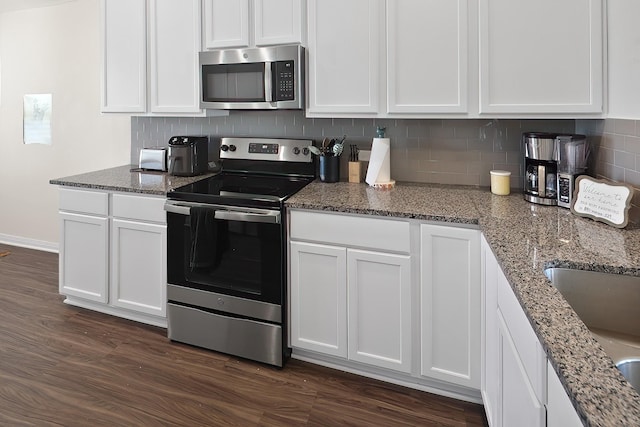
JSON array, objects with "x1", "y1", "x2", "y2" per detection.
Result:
[
  {"x1": 164, "y1": 202, "x2": 281, "y2": 224},
  {"x1": 215, "y1": 210, "x2": 280, "y2": 224}
]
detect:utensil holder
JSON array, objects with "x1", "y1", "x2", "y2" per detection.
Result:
[{"x1": 319, "y1": 156, "x2": 340, "y2": 183}]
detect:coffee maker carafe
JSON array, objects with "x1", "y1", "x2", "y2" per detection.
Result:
[{"x1": 523, "y1": 132, "x2": 558, "y2": 205}]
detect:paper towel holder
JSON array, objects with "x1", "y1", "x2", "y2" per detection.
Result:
[{"x1": 366, "y1": 127, "x2": 396, "y2": 189}]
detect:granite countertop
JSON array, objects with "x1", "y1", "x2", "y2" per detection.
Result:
[
  {"x1": 49, "y1": 165, "x2": 217, "y2": 196},
  {"x1": 287, "y1": 181, "x2": 640, "y2": 427},
  {"x1": 49, "y1": 166, "x2": 640, "y2": 425}
]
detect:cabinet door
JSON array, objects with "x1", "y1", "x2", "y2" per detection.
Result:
[
  {"x1": 149, "y1": 0, "x2": 203, "y2": 114},
  {"x1": 481, "y1": 236, "x2": 500, "y2": 427},
  {"x1": 254, "y1": 0, "x2": 304, "y2": 46},
  {"x1": 607, "y1": 0, "x2": 640, "y2": 119},
  {"x1": 547, "y1": 360, "x2": 583, "y2": 427},
  {"x1": 307, "y1": 0, "x2": 382, "y2": 115},
  {"x1": 479, "y1": 0, "x2": 603, "y2": 114},
  {"x1": 290, "y1": 241, "x2": 347, "y2": 358},
  {"x1": 111, "y1": 219, "x2": 167, "y2": 318},
  {"x1": 420, "y1": 224, "x2": 480, "y2": 388},
  {"x1": 387, "y1": 0, "x2": 468, "y2": 114},
  {"x1": 497, "y1": 311, "x2": 545, "y2": 427},
  {"x1": 59, "y1": 212, "x2": 109, "y2": 303},
  {"x1": 347, "y1": 249, "x2": 411, "y2": 373},
  {"x1": 203, "y1": 0, "x2": 250, "y2": 49},
  {"x1": 100, "y1": 0, "x2": 146, "y2": 112}
]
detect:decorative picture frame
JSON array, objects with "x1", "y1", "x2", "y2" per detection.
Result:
[
  {"x1": 570, "y1": 176, "x2": 634, "y2": 228},
  {"x1": 23, "y1": 94, "x2": 52, "y2": 145}
]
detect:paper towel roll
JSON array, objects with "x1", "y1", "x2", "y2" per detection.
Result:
[{"x1": 366, "y1": 138, "x2": 391, "y2": 185}]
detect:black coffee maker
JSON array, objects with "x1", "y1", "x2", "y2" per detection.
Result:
[{"x1": 523, "y1": 132, "x2": 558, "y2": 206}]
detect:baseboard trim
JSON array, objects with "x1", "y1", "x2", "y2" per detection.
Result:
[
  {"x1": 0, "y1": 233, "x2": 59, "y2": 253},
  {"x1": 291, "y1": 349, "x2": 483, "y2": 405}
]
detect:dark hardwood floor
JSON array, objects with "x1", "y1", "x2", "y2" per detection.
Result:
[{"x1": 0, "y1": 244, "x2": 487, "y2": 426}]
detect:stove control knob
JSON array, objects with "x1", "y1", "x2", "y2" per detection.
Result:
[
  {"x1": 229, "y1": 144, "x2": 237, "y2": 152},
  {"x1": 302, "y1": 147, "x2": 310, "y2": 156},
  {"x1": 293, "y1": 147, "x2": 300, "y2": 155},
  {"x1": 220, "y1": 144, "x2": 229, "y2": 152}
]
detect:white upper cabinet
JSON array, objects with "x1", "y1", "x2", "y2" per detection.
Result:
[
  {"x1": 387, "y1": 0, "x2": 468, "y2": 114},
  {"x1": 149, "y1": 0, "x2": 202, "y2": 114},
  {"x1": 307, "y1": 0, "x2": 383, "y2": 115},
  {"x1": 101, "y1": 0, "x2": 209, "y2": 116},
  {"x1": 254, "y1": 0, "x2": 305, "y2": 46},
  {"x1": 101, "y1": 0, "x2": 146, "y2": 113},
  {"x1": 607, "y1": 0, "x2": 640, "y2": 119},
  {"x1": 479, "y1": 0, "x2": 603, "y2": 115},
  {"x1": 203, "y1": 0, "x2": 250, "y2": 48},
  {"x1": 203, "y1": 0, "x2": 305, "y2": 49},
  {"x1": 307, "y1": 0, "x2": 604, "y2": 118}
]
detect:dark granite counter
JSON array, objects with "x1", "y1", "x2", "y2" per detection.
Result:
[
  {"x1": 49, "y1": 165, "x2": 217, "y2": 196},
  {"x1": 287, "y1": 181, "x2": 640, "y2": 427}
]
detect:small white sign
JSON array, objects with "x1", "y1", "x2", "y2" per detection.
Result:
[
  {"x1": 23, "y1": 94, "x2": 52, "y2": 145},
  {"x1": 571, "y1": 176, "x2": 634, "y2": 228}
]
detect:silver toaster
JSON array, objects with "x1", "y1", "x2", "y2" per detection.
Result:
[{"x1": 139, "y1": 147, "x2": 168, "y2": 171}]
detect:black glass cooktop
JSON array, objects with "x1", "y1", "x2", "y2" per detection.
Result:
[{"x1": 168, "y1": 172, "x2": 314, "y2": 209}]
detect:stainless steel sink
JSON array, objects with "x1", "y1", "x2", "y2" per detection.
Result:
[
  {"x1": 617, "y1": 359, "x2": 640, "y2": 392},
  {"x1": 544, "y1": 268, "x2": 640, "y2": 392}
]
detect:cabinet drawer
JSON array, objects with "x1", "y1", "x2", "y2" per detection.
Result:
[
  {"x1": 112, "y1": 193, "x2": 166, "y2": 223},
  {"x1": 497, "y1": 271, "x2": 547, "y2": 404},
  {"x1": 290, "y1": 210, "x2": 410, "y2": 253},
  {"x1": 59, "y1": 188, "x2": 108, "y2": 216}
]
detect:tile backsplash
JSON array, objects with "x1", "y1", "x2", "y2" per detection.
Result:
[
  {"x1": 132, "y1": 112, "x2": 575, "y2": 188},
  {"x1": 576, "y1": 118, "x2": 640, "y2": 205}
]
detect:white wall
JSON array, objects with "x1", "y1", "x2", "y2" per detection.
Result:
[{"x1": 0, "y1": 0, "x2": 130, "y2": 251}]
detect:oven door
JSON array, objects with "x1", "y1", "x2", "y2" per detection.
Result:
[{"x1": 165, "y1": 201, "x2": 283, "y2": 306}]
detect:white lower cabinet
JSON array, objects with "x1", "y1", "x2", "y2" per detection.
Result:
[
  {"x1": 482, "y1": 235, "x2": 546, "y2": 426},
  {"x1": 289, "y1": 210, "x2": 412, "y2": 373},
  {"x1": 290, "y1": 241, "x2": 347, "y2": 357},
  {"x1": 546, "y1": 360, "x2": 583, "y2": 427},
  {"x1": 111, "y1": 219, "x2": 166, "y2": 318},
  {"x1": 289, "y1": 229, "x2": 411, "y2": 372},
  {"x1": 420, "y1": 224, "x2": 480, "y2": 388},
  {"x1": 57, "y1": 188, "x2": 167, "y2": 327},
  {"x1": 482, "y1": 236, "x2": 581, "y2": 426},
  {"x1": 496, "y1": 309, "x2": 545, "y2": 427},
  {"x1": 289, "y1": 209, "x2": 481, "y2": 399},
  {"x1": 59, "y1": 211, "x2": 109, "y2": 303},
  {"x1": 347, "y1": 249, "x2": 411, "y2": 372}
]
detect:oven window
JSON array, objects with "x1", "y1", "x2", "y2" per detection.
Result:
[
  {"x1": 202, "y1": 63, "x2": 265, "y2": 103},
  {"x1": 167, "y1": 212, "x2": 282, "y2": 305}
]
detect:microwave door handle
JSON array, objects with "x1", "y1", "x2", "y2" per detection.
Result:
[{"x1": 264, "y1": 62, "x2": 273, "y2": 103}]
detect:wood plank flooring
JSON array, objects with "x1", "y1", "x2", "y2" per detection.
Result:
[{"x1": 0, "y1": 244, "x2": 487, "y2": 426}]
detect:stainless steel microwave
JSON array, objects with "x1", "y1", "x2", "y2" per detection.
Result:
[{"x1": 199, "y1": 44, "x2": 305, "y2": 110}]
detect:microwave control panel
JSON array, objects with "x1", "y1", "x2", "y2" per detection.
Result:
[{"x1": 274, "y1": 61, "x2": 295, "y2": 101}]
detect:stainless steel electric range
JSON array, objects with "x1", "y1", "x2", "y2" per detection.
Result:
[{"x1": 164, "y1": 137, "x2": 315, "y2": 367}]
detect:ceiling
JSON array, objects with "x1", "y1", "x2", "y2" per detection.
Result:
[{"x1": 0, "y1": 0, "x2": 74, "y2": 13}]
